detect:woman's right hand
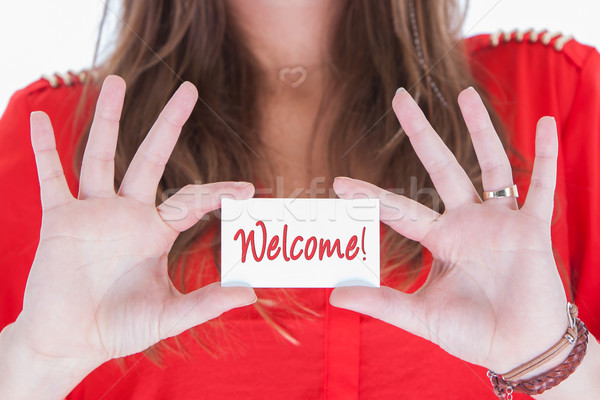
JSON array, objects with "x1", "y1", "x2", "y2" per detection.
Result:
[{"x1": 0, "y1": 76, "x2": 256, "y2": 399}]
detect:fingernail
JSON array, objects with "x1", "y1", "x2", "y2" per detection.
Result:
[
  {"x1": 30, "y1": 111, "x2": 48, "y2": 125},
  {"x1": 395, "y1": 87, "x2": 406, "y2": 95},
  {"x1": 239, "y1": 294, "x2": 257, "y2": 307},
  {"x1": 333, "y1": 178, "x2": 352, "y2": 195},
  {"x1": 181, "y1": 81, "x2": 198, "y2": 97},
  {"x1": 233, "y1": 182, "x2": 254, "y2": 199},
  {"x1": 333, "y1": 177, "x2": 353, "y2": 187},
  {"x1": 334, "y1": 176, "x2": 352, "y2": 182}
]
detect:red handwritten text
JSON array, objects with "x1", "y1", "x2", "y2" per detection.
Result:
[{"x1": 234, "y1": 221, "x2": 367, "y2": 263}]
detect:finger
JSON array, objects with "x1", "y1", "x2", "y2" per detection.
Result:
[
  {"x1": 522, "y1": 117, "x2": 558, "y2": 222},
  {"x1": 119, "y1": 82, "x2": 198, "y2": 204},
  {"x1": 392, "y1": 88, "x2": 480, "y2": 209},
  {"x1": 158, "y1": 182, "x2": 255, "y2": 232},
  {"x1": 30, "y1": 111, "x2": 74, "y2": 211},
  {"x1": 458, "y1": 87, "x2": 517, "y2": 209},
  {"x1": 78, "y1": 76, "x2": 126, "y2": 199},
  {"x1": 160, "y1": 282, "x2": 256, "y2": 340},
  {"x1": 333, "y1": 177, "x2": 439, "y2": 243},
  {"x1": 330, "y1": 286, "x2": 429, "y2": 340}
]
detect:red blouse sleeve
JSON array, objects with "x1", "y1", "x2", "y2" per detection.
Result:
[
  {"x1": 0, "y1": 87, "x2": 42, "y2": 331},
  {"x1": 0, "y1": 78, "x2": 90, "y2": 332},
  {"x1": 562, "y1": 48, "x2": 600, "y2": 333}
]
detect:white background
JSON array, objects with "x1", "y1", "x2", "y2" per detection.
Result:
[{"x1": 0, "y1": 0, "x2": 599, "y2": 114}]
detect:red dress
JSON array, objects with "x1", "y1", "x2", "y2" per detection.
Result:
[{"x1": 1, "y1": 32, "x2": 599, "y2": 399}]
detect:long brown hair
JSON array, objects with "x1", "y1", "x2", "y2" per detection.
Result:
[{"x1": 77, "y1": 0, "x2": 505, "y2": 351}]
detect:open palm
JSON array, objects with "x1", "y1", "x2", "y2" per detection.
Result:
[
  {"x1": 13, "y1": 76, "x2": 256, "y2": 368},
  {"x1": 331, "y1": 87, "x2": 567, "y2": 374}
]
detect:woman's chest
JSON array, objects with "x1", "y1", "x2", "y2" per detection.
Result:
[{"x1": 69, "y1": 293, "x2": 517, "y2": 400}]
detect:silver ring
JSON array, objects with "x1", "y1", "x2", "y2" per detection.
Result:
[{"x1": 483, "y1": 184, "x2": 518, "y2": 200}]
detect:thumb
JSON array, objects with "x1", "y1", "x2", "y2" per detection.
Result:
[
  {"x1": 329, "y1": 286, "x2": 430, "y2": 340},
  {"x1": 158, "y1": 181, "x2": 255, "y2": 232},
  {"x1": 159, "y1": 282, "x2": 256, "y2": 339}
]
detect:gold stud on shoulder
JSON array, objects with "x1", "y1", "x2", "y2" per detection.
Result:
[
  {"x1": 514, "y1": 29, "x2": 528, "y2": 42},
  {"x1": 489, "y1": 28, "x2": 574, "y2": 51},
  {"x1": 41, "y1": 73, "x2": 60, "y2": 88},
  {"x1": 41, "y1": 72, "x2": 71, "y2": 88},
  {"x1": 490, "y1": 30, "x2": 502, "y2": 47},
  {"x1": 541, "y1": 31, "x2": 560, "y2": 45},
  {"x1": 41, "y1": 69, "x2": 100, "y2": 88},
  {"x1": 58, "y1": 72, "x2": 73, "y2": 86},
  {"x1": 529, "y1": 29, "x2": 542, "y2": 43},
  {"x1": 554, "y1": 34, "x2": 573, "y2": 51},
  {"x1": 78, "y1": 71, "x2": 88, "y2": 83}
]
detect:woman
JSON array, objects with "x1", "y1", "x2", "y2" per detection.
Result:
[{"x1": 0, "y1": 0, "x2": 599, "y2": 398}]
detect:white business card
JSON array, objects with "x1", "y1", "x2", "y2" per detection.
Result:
[{"x1": 221, "y1": 198, "x2": 380, "y2": 288}]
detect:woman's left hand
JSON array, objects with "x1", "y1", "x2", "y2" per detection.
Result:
[{"x1": 330, "y1": 87, "x2": 567, "y2": 374}]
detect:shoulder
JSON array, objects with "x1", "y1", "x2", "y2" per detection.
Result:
[
  {"x1": 464, "y1": 29, "x2": 600, "y2": 191},
  {"x1": 0, "y1": 69, "x2": 101, "y2": 167},
  {"x1": 465, "y1": 30, "x2": 600, "y2": 134},
  {"x1": 0, "y1": 69, "x2": 101, "y2": 216},
  {"x1": 466, "y1": 29, "x2": 597, "y2": 69},
  {"x1": 465, "y1": 29, "x2": 599, "y2": 98},
  {"x1": 5, "y1": 69, "x2": 101, "y2": 119}
]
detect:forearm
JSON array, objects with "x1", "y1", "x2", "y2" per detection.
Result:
[
  {"x1": 0, "y1": 322, "x2": 96, "y2": 400},
  {"x1": 534, "y1": 333, "x2": 600, "y2": 399}
]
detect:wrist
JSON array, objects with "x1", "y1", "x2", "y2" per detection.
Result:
[
  {"x1": 0, "y1": 322, "x2": 98, "y2": 400},
  {"x1": 486, "y1": 316, "x2": 568, "y2": 376},
  {"x1": 501, "y1": 304, "x2": 575, "y2": 380},
  {"x1": 534, "y1": 333, "x2": 600, "y2": 399},
  {"x1": 516, "y1": 340, "x2": 574, "y2": 380},
  {"x1": 488, "y1": 303, "x2": 591, "y2": 398}
]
